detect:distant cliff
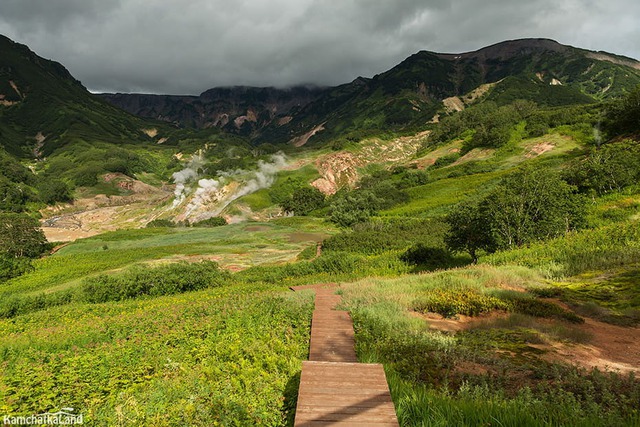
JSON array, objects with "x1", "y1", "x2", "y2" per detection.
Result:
[{"x1": 99, "y1": 86, "x2": 327, "y2": 136}]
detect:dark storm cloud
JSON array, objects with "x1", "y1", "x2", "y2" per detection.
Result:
[{"x1": 0, "y1": 0, "x2": 638, "y2": 94}]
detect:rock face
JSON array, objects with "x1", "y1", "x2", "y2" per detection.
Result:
[{"x1": 99, "y1": 85, "x2": 327, "y2": 135}]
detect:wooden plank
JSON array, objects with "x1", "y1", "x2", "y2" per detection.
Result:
[
  {"x1": 290, "y1": 283, "x2": 337, "y2": 292},
  {"x1": 296, "y1": 413, "x2": 398, "y2": 423},
  {"x1": 292, "y1": 285, "x2": 399, "y2": 426},
  {"x1": 296, "y1": 422, "x2": 399, "y2": 427},
  {"x1": 295, "y1": 394, "x2": 394, "y2": 407},
  {"x1": 309, "y1": 355, "x2": 358, "y2": 362},
  {"x1": 295, "y1": 362, "x2": 398, "y2": 426},
  {"x1": 300, "y1": 371, "x2": 387, "y2": 381},
  {"x1": 303, "y1": 361, "x2": 383, "y2": 369}
]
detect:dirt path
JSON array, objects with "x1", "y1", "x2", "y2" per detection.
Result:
[{"x1": 542, "y1": 318, "x2": 640, "y2": 373}]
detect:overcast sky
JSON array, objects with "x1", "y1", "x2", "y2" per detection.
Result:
[{"x1": 1, "y1": 0, "x2": 638, "y2": 95}]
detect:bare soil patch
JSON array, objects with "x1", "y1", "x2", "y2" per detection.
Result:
[
  {"x1": 540, "y1": 299, "x2": 640, "y2": 373},
  {"x1": 244, "y1": 225, "x2": 271, "y2": 232},
  {"x1": 288, "y1": 232, "x2": 327, "y2": 243},
  {"x1": 415, "y1": 299, "x2": 640, "y2": 374},
  {"x1": 537, "y1": 317, "x2": 640, "y2": 373},
  {"x1": 290, "y1": 123, "x2": 326, "y2": 147},
  {"x1": 526, "y1": 141, "x2": 555, "y2": 158},
  {"x1": 411, "y1": 310, "x2": 510, "y2": 333}
]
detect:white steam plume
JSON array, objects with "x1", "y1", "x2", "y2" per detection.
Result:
[
  {"x1": 184, "y1": 178, "x2": 222, "y2": 217},
  {"x1": 189, "y1": 153, "x2": 288, "y2": 219},
  {"x1": 171, "y1": 152, "x2": 206, "y2": 208}
]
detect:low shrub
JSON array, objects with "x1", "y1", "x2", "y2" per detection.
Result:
[
  {"x1": 400, "y1": 244, "x2": 458, "y2": 269},
  {"x1": 413, "y1": 288, "x2": 509, "y2": 318},
  {"x1": 493, "y1": 290, "x2": 584, "y2": 323},
  {"x1": 323, "y1": 218, "x2": 449, "y2": 255},
  {"x1": 191, "y1": 216, "x2": 227, "y2": 227},
  {"x1": 0, "y1": 255, "x2": 33, "y2": 282},
  {"x1": 0, "y1": 290, "x2": 75, "y2": 318},
  {"x1": 80, "y1": 261, "x2": 229, "y2": 303},
  {"x1": 432, "y1": 153, "x2": 460, "y2": 168},
  {"x1": 145, "y1": 219, "x2": 176, "y2": 228}
]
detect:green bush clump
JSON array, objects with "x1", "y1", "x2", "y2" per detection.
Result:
[
  {"x1": 0, "y1": 290, "x2": 75, "y2": 318},
  {"x1": 446, "y1": 165, "x2": 586, "y2": 262},
  {"x1": 145, "y1": 219, "x2": 176, "y2": 228},
  {"x1": 80, "y1": 261, "x2": 229, "y2": 303},
  {"x1": 36, "y1": 179, "x2": 73, "y2": 205},
  {"x1": 191, "y1": 216, "x2": 227, "y2": 227},
  {"x1": 413, "y1": 288, "x2": 509, "y2": 318},
  {"x1": 280, "y1": 186, "x2": 326, "y2": 216},
  {"x1": 400, "y1": 244, "x2": 456, "y2": 268},
  {"x1": 496, "y1": 291, "x2": 584, "y2": 323},
  {"x1": 432, "y1": 153, "x2": 460, "y2": 168},
  {"x1": 323, "y1": 218, "x2": 449, "y2": 255},
  {"x1": 528, "y1": 286, "x2": 565, "y2": 298},
  {"x1": 563, "y1": 140, "x2": 640, "y2": 195},
  {"x1": 327, "y1": 169, "x2": 415, "y2": 227},
  {"x1": 0, "y1": 255, "x2": 34, "y2": 283}
]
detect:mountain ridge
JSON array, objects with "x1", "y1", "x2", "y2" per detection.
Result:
[
  {"x1": 3, "y1": 35, "x2": 640, "y2": 156},
  {"x1": 98, "y1": 38, "x2": 640, "y2": 145},
  {"x1": 0, "y1": 34, "x2": 162, "y2": 157}
]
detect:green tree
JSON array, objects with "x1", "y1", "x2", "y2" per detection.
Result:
[
  {"x1": 481, "y1": 168, "x2": 584, "y2": 248},
  {"x1": 0, "y1": 178, "x2": 31, "y2": 212},
  {"x1": 0, "y1": 213, "x2": 47, "y2": 258},
  {"x1": 0, "y1": 255, "x2": 33, "y2": 282},
  {"x1": 564, "y1": 140, "x2": 640, "y2": 194},
  {"x1": 0, "y1": 152, "x2": 33, "y2": 185},
  {"x1": 282, "y1": 186, "x2": 326, "y2": 215},
  {"x1": 37, "y1": 179, "x2": 73, "y2": 205},
  {"x1": 604, "y1": 85, "x2": 640, "y2": 137},
  {"x1": 268, "y1": 177, "x2": 304, "y2": 206},
  {"x1": 72, "y1": 162, "x2": 104, "y2": 187},
  {"x1": 446, "y1": 166, "x2": 584, "y2": 259},
  {"x1": 445, "y1": 202, "x2": 493, "y2": 263},
  {"x1": 329, "y1": 192, "x2": 381, "y2": 227}
]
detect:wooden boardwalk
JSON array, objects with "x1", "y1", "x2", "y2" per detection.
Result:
[{"x1": 293, "y1": 285, "x2": 399, "y2": 426}]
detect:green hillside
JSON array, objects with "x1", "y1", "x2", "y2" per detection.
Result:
[
  {"x1": 258, "y1": 38, "x2": 640, "y2": 146},
  {"x1": 1, "y1": 35, "x2": 640, "y2": 426},
  {"x1": 0, "y1": 34, "x2": 256, "y2": 216},
  {"x1": 0, "y1": 35, "x2": 160, "y2": 157}
]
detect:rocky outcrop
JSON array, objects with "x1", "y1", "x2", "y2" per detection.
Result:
[{"x1": 99, "y1": 85, "x2": 327, "y2": 134}]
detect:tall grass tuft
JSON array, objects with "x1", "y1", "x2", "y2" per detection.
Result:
[{"x1": 483, "y1": 221, "x2": 640, "y2": 279}]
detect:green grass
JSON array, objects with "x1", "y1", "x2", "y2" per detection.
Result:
[
  {"x1": 483, "y1": 220, "x2": 640, "y2": 279},
  {"x1": 338, "y1": 265, "x2": 640, "y2": 426},
  {"x1": 586, "y1": 187, "x2": 640, "y2": 227},
  {"x1": 381, "y1": 170, "x2": 505, "y2": 217},
  {"x1": 2, "y1": 220, "x2": 337, "y2": 297},
  {"x1": 549, "y1": 266, "x2": 640, "y2": 325},
  {"x1": 388, "y1": 371, "x2": 638, "y2": 427},
  {"x1": 0, "y1": 284, "x2": 313, "y2": 425},
  {"x1": 499, "y1": 132, "x2": 581, "y2": 168},
  {"x1": 237, "y1": 189, "x2": 273, "y2": 210}
]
